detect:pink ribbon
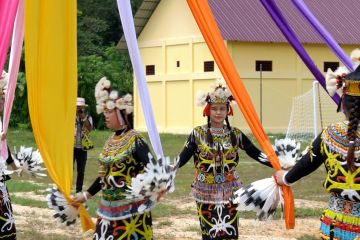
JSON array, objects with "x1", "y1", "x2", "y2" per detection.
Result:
[
  {"x1": 1, "y1": 0, "x2": 24, "y2": 159},
  {"x1": 0, "y1": 0, "x2": 19, "y2": 75}
]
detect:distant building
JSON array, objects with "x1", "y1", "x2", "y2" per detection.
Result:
[{"x1": 118, "y1": 0, "x2": 360, "y2": 134}]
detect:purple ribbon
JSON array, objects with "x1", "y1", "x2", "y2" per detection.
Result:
[
  {"x1": 292, "y1": 0, "x2": 353, "y2": 71},
  {"x1": 116, "y1": 0, "x2": 164, "y2": 158},
  {"x1": 260, "y1": 0, "x2": 340, "y2": 105}
]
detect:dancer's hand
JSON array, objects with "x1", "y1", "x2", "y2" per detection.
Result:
[
  {"x1": 1, "y1": 132, "x2": 6, "y2": 141},
  {"x1": 274, "y1": 170, "x2": 287, "y2": 185},
  {"x1": 71, "y1": 191, "x2": 90, "y2": 207}
]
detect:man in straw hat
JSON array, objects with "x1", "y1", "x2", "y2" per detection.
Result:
[{"x1": 74, "y1": 97, "x2": 93, "y2": 193}]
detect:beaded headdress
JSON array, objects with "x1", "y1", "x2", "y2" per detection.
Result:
[
  {"x1": 94, "y1": 76, "x2": 133, "y2": 114},
  {"x1": 196, "y1": 78, "x2": 235, "y2": 116}
]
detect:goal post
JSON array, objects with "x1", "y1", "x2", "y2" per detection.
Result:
[{"x1": 286, "y1": 81, "x2": 344, "y2": 142}]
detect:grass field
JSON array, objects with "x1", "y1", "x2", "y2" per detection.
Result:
[{"x1": 5, "y1": 128, "x2": 326, "y2": 239}]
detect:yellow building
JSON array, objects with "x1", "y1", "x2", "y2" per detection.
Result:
[{"x1": 118, "y1": 0, "x2": 359, "y2": 134}]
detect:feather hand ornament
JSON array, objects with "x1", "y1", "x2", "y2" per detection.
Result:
[
  {"x1": 233, "y1": 138, "x2": 300, "y2": 220},
  {"x1": 126, "y1": 153, "x2": 176, "y2": 203},
  {"x1": 273, "y1": 138, "x2": 300, "y2": 170},
  {"x1": 46, "y1": 187, "x2": 79, "y2": 226},
  {"x1": 14, "y1": 146, "x2": 47, "y2": 177}
]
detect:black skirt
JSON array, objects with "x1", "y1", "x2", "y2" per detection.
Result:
[
  {"x1": 196, "y1": 201, "x2": 239, "y2": 240},
  {"x1": 93, "y1": 211, "x2": 152, "y2": 240},
  {"x1": 0, "y1": 176, "x2": 16, "y2": 240}
]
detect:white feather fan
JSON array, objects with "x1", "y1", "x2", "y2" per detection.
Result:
[
  {"x1": 233, "y1": 138, "x2": 300, "y2": 220},
  {"x1": 126, "y1": 153, "x2": 176, "y2": 202},
  {"x1": 46, "y1": 186, "x2": 79, "y2": 226},
  {"x1": 234, "y1": 177, "x2": 283, "y2": 220},
  {"x1": 14, "y1": 146, "x2": 47, "y2": 177}
]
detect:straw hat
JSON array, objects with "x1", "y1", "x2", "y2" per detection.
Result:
[{"x1": 76, "y1": 97, "x2": 88, "y2": 107}]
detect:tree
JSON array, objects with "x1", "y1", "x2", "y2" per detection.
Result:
[
  {"x1": 77, "y1": 0, "x2": 143, "y2": 56},
  {"x1": 78, "y1": 45, "x2": 133, "y2": 129},
  {"x1": 77, "y1": 12, "x2": 109, "y2": 56},
  {"x1": 10, "y1": 0, "x2": 144, "y2": 128}
]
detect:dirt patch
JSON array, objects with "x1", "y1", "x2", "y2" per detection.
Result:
[
  {"x1": 12, "y1": 198, "x2": 323, "y2": 239},
  {"x1": 153, "y1": 214, "x2": 320, "y2": 240},
  {"x1": 13, "y1": 204, "x2": 83, "y2": 238}
]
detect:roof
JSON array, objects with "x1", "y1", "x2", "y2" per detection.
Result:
[
  {"x1": 209, "y1": 0, "x2": 360, "y2": 44},
  {"x1": 117, "y1": 0, "x2": 360, "y2": 48},
  {"x1": 117, "y1": 0, "x2": 160, "y2": 50}
]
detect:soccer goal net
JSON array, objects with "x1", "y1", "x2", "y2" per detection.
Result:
[{"x1": 285, "y1": 81, "x2": 344, "y2": 143}]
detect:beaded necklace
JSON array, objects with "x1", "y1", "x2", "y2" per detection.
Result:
[
  {"x1": 100, "y1": 130, "x2": 137, "y2": 163},
  {"x1": 210, "y1": 126, "x2": 225, "y2": 135}
]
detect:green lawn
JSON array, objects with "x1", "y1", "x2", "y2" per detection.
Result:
[
  {"x1": 6, "y1": 127, "x2": 329, "y2": 205},
  {"x1": 5, "y1": 128, "x2": 326, "y2": 239}
]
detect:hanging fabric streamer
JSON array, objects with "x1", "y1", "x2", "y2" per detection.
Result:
[
  {"x1": 0, "y1": 0, "x2": 19, "y2": 77},
  {"x1": 292, "y1": 0, "x2": 353, "y2": 71},
  {"x1": 1, "y1": 0, "x2": 24, "y2": 160},
  {"x1": 25, "y1": 0, "x2": 94, "y2": 231},
  {"x1": 260, "y1": 0, "x2": 341, "y2": 105},
  {"x1": 116, "y1": 0, "x2": 164, "y2": 158},
  {"x1": 187, "y1": 0, "x2": 295, "y2": 229}
]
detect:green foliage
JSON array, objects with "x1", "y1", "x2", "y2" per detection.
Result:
[
  {"x1": 9, "y1": 72, "x2": 31, "y2": 128},
  {"x1": 77, "y1": 13, "x2": 109, "y2": 56},
  {"x1": 9, "y1": 1, "x2": 143, "y2": 127},
  {"x1": 77, "y1": 0, "x2": 143, "y2": 56},
  {"x1": 77, "y1": 45, "x2": 133, "y2": 129},
  {"x1": 77, "y1": 0, "x2": 121, "y2": 54}
]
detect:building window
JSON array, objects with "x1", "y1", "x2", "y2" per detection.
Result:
[
  {"x1": 176, "y1": 61, "x2": 180, "y2": 68},
  {"x1": 256, "y1": 61, "x2": 272, "y2": 71},
  {"x1": 146, "y1": 65, "x2": 155, "y2": 75},
  {"x1": 204, "y1": 61, "x2": 215, "y2": 72},
  {"x1": 324, "y1": 62, "x2": 339, "y2": 72}
]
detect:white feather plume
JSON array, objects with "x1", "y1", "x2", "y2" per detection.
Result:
[
  {"x1": 126, "y1": 154, "x2": 176, "y2": 202},
  {"x1": 325, "y1": 68, "x2": 339, "y2": 97},
  {"x1": 351, "y1": 48, "x2": 360, "y2": 68},
  {"x1": 233, "y1": 138, "x2": 300, "y2": 220},
  {"x1": 196, "y1": 90, "x2": 208, "y2": 107},
  {"x1": 46, "y1": 186, "x2": 79, "y2": 227},
  {"x1": 14, "y1": 146, "x2": 47, "y2": 178},
  {"x1": 325, "y1": 66, "x2": 349, "y2": 96}
]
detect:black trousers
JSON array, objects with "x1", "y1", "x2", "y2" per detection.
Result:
[{"x1": 74, "y1": 148, "x2": 87, "y2": 193}]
